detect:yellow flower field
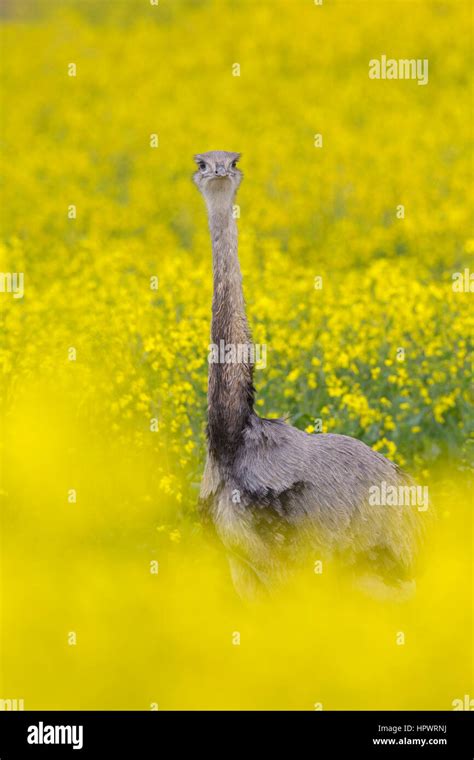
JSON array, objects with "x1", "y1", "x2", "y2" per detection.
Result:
[{"x1": 0, "y1": 0, "x2": 472, "y2": 710}]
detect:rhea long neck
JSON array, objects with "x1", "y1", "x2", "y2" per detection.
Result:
[{"x1": 206, "y1": 197, "x2": 254, "y2": 463}]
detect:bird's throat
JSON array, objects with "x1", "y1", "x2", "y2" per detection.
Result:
[{"x1": 207, "y1": 204, "x2": 255, "y2": 462}]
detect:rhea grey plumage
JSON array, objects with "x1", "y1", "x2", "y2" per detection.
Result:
[{"x1": 194, "y1": 150, "x2": 421, "y2": 599}]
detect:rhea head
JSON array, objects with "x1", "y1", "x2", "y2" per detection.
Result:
[{"x1": 193, "y1": 150, "x2": 242, "y2": 208}]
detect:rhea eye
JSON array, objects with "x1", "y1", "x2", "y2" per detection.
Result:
[
  {"x1": 198, "y1": 161, "x2": 206, "y2": 171},
  {"x1": 231, "y1": 160, "x2": 237, "y2": 168}
]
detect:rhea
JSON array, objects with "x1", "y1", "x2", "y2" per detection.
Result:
[{"x1": 194, "y1": 150, "x2": 420, "y2": 599}]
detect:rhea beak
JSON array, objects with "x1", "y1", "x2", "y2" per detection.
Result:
[{"x1": 213, "y1": 164, "x2": 227, "y2": 177}]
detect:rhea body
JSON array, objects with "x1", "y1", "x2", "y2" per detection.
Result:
[{"x1": 194, "y1": 150, "x2": 420, "y2": 598}]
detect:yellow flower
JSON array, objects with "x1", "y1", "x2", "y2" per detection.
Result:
[{"x1": 287, "y1": 368, "x2": 300, "y2": 383}]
